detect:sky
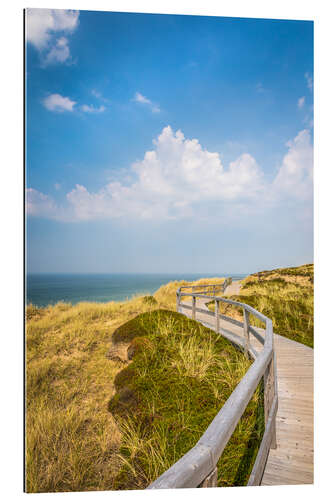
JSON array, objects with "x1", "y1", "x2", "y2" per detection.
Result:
[{"x1": 25, "y1": 8, "x2": 313, "y2": 274}]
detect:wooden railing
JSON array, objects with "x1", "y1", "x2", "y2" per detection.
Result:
[{"x1": 147, "y1": 280, "x2": 278, "y2": 489}]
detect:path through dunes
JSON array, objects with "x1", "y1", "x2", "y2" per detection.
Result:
[{"x1": 180, "y1": 284, "x2": 314, "y2": 486}]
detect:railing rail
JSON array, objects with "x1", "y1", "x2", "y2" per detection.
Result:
[{"x1": 148, "y1": 279, "x2": 277, "y2": 489}]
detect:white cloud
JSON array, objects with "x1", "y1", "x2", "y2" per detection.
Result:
[
  {"x1": 43, "y1": 93, "x2": 76, "y2": 112},
  {"x1": 133, "y1": 92, "x2": 160, "y2": 113},
  {"x1": 298, "y1": 96, "x2": 305, "y2": 109},
  {"x1": 26, "y1": 126, "x2": 313, "y2": 222},
  {"x1": 26, "y1": 9, "x2": 79, "y2": 64},
  {"x1": 26, "y1": 188, "x2": 58, "y2": 217},
  {"x1": 273, "y1": 129, "x2": 313, "y2": 200},
  {"x1": 54, "y1": 183, "x2": 61, "y2": 191},
  {"x1": 134, "y1": 92, "x2": 151, "y2": 105},
  {"x1": 81, "y1": 104, "x2": 106, "y2": 113},
  {"x1": 44, "y1": 37, "x2": 70, "y2": 64},
  {"x1": 305, "y1": 72, "x2": 313, "y2": 92},
  {"x1": 42, "y1": 94, "x2": 106, "y2": 114}
]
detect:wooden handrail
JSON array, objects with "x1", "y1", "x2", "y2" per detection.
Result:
[{"x1": 148, "y1": 279, "x2": 277, "y2": 489}]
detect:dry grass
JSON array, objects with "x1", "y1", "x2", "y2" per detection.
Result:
[
  {"x1": 154, "y1": 277, "x2": 227, "y2": 306},
  {"x1": 26, "y1": 275, "x2": 262, "y2": 492},
  {"x1": 208, "y1": 264, "x2": 314, "y2": 348},
  {"x1": 26, "y1": 296, "x2": 158, "y2": 492}
]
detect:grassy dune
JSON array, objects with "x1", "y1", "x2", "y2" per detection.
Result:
[
  {"x1": 109, "y1": 310, "x2": 263, "y2": 489},
  {"x1": 25, "y1": 276, "x2": 263, "y2": 492},
  {"x1": 211, "y1": 264, "x2": 314, "y2": 348}
]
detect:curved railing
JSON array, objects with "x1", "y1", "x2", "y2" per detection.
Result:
[{"x1": 148, "y1": 279, "x2": 278, "y2": 489}]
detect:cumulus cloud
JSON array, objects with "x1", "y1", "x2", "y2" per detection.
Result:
[
  {"x1": 26, "y1": 126, "x2": 313, "y2": 222},
  {"x1": 26, "y1": 188, "x2": 58, "y2": 217},
  {"x1": 273, "y1": 129, "x2": 313, "y2": 200},
  {"x1": 26, "y1": 8, "x2": 79, "y2": 64},
  {"x1": 133, "y1": 92, "x2": 160, "y2": 113},
  {"x1": 81, "y1": 104, "x2": 106, "y2": 113},
  {"x1": 43, "y1": 93, "x2": 76, "y2": 112},
  {"x1": 298, "y1": 96, "x2": 305, "y2": 109}
]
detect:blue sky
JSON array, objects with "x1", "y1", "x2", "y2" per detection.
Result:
[{"x1": 26, "y1": 9, "x2": 313, "y2": 274}]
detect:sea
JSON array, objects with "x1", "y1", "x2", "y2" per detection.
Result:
[{"x1": 26, "y1": 273, "x2": 247, "y2": 308}]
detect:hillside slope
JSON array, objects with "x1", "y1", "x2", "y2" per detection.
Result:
[{"x1": 26, "y1": 276, "x2": 261, "y2": 492}]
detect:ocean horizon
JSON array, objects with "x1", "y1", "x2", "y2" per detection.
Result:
[{"x1": 26, "y1": 272, "x2": 248, "y2": 308}]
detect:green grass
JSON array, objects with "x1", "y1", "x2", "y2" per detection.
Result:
[
  {"x1": 109, "y1": 310, "x2": 264, "y2": 489},
  {"x1": 25, "y1": 277, "x2": 264, "y2": 492},
  {"x1": 213, "y1": 264, "x2": 313, "y2": 348}
]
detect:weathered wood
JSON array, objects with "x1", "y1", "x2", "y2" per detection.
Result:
[
  {"x1": 243, "y1": 308, "x2": 250, "y2": 358},
  {"x1": 147, "y1": 443, "x2": 214, "y2": 489},
  {"x1": 249, "y1": 325, "x2": 265, "y2": 345},
  {"x1": 220, "y1": 314, "x2": 244, "y2": 328},
  {"x1": 179, "y1": 302, "x2": 191, "y2": 311},
  {"x1": 247, "y1": 395, "x2": 278, "y2": 485},
  {"x1": 177, "y1": 288, "x2": 313, "y2": 488},
  {"x1": 192, "y1": 296, "x2": 196, "y2": 320},
  {"x1": 176, "y1": 292, "x2": 180, "y2": 312},
  {"x1": 198, "y1": 348, "x2": 272, "y2": 464},
  {"x1": 147, "y1": 283, "x2": 279, "y2": 490},
  {"x1": 264, "y1": 357, "x2": 277, "y2": 449},
  {"x1": 215, "y1": 299, "x2": 219, "y2": 333},
  {"x1": 148, "y1": 348, "x2": 272, "y2": 489},
  {"x1": 261, "y1": 336, "x2": 313, "y2": 486},
  {"x1": 195, "y1": 306, "x2": 215, "y2": 317},
  {"x1": 199, "y1": 466, "x2": 218, "y2": 487}
]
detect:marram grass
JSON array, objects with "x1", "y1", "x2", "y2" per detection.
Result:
[
  {"x1": 210, "y1": 264, "x2": 314, "y2": 348},
  {"x1": 26, "y1": 275, "x2": 264, "y2": 492}
]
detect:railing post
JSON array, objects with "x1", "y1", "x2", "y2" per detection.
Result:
[
  {"x1": 176, "y1": 291, "x2": 180, "y2": 313},
  {"x1": 198, "y1": 466, "x2": 218, "y2": 488},
  {"x1": 215, "y1": 299, "x2": 220, "y2": 333},
  {"x1": 264, "y1": 353, "x2": 277, "y2": 449},
  {"x1": 243, "y1": 308, "x2": 250, "y2": 358},
  {"x1": 192, "y1": 296, "x2": 196, "y2": 320}
]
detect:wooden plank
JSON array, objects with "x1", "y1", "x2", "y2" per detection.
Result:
[
  {"x1": 249, "y1": 325, "x2": 265, "y2": 345},
  {"x1": 179, "y1": 303, "x2": 191, "y2": 311},
  {"x1": 247, "y1": 395, "x2": 278, "y2": 486},
  {"x1": 199, "y1": 467, "x2": 218, "y2": 488},
  {"x1": 152, "y1": 287, "x2": 313, "y2": 489},
  {"x1": 220, "y1": 314, "x2": 244, "y2": 328},
  {"x1": 243, "y1": 308, "x2": 250, "y2": 358},
  {"x1": 195, "y1": 307, "x2": 215, "y2": 317},
  {"x1": 147, "y1": 444, "x2": 214, "y2": 489},
  {"x1": 264, "y1": 357, "x2": 277, "y2": 448},
  {"x1": 215, "y1": 299, "x2": 219, "y2": 334}
]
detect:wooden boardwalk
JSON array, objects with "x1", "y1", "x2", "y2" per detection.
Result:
[{"x1": 181, "y1": 281, "x2": 314, "y2": 487}]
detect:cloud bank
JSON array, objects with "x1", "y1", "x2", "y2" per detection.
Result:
[{"x1": 27, "y1": 126, "x2": 313, "y2": 222}]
